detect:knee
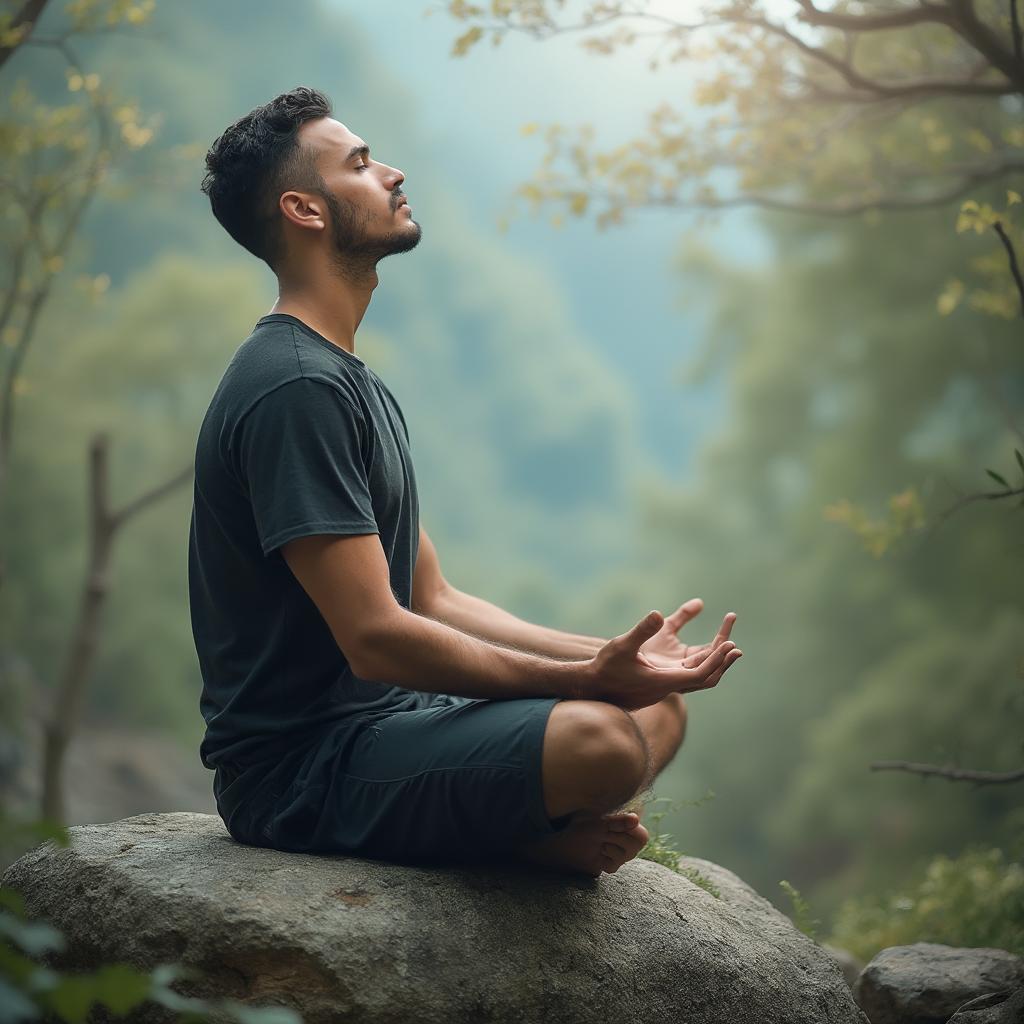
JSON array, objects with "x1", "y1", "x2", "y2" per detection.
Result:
[{"x1": 548, "y1": 701, "x2": 649, "y2": 811}]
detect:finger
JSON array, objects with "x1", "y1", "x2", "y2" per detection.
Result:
[
  {"x1": 701, "y1": 649, "x2": 743, "y2": 688},
  {"x1": 682, "y1": 643, "x2": 712, "y2": 666},
  {"x1": 666, "y1": 598, "x2": 703, "y2": 629},
  {"x1": 710, "y1": 612, "x2": 737, "y2": 647},
  {"x1": 677, "y1": 639, "x2": 733, "y2": 673},
  {"x1": 621, "y1": 610, "x2": 665, "y2": 653},
  {"x1": 674, "y1": 641, "x2": 734, "y2": 683},
  {"x1": 703, "y1": 648, "x2": 743, "y2": 687}
]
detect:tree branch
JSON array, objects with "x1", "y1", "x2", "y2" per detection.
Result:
[
  {"x1": 925, "y1": 482, "x2": 1024, "y2": 539},
  {"x1": 871, "y1": 759, "x2": 1024, "y2": 784},
  {"x1": 992, "y1": 219, "x2": 1024, "y2": 318},
  {"x1": 794, "y1": 0, "x2": 955, "y2": 32},
  {"x1": 609, "y1": 156, "x2": 1024, "y2": 216},
  {"x1": 747, "y1": 14, "x2": 1014, "y2": 100},
  {"x1": 110, "y1": 463, "x2": 193, "y2": 530},
  {"x1": 0, "y1": 0, "x2": 50, "y2": 70}
]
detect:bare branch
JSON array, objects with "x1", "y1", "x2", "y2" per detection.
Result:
[
  {"x1": 110, "y1": 463, "x2": 193, "y2": 529},
  {"x1": 925, "y1": 482, "x2": 1024, "y2": 538},
  {"x1": 40, "y1": 436, "x2": 194, "y2": 821},
  {"x1": 746, "y1": 14, "x2": 1015, "y2": 100},
  {"x1": 794, "y1": 0, "x2": 956, "y2": 32},
  {"x1": 945, "y1": 0, "x2": 1024, "y2": 87},
  {"x1": 992, "y1": 219, "x2": 1024, "y2": 318},
  {"x1": 0, "y1": 0, "x2": 50, "y2": 70},
  {"x1": 608, "y1": 156, "x2": 1024, "y2": 217},
  {"x1": 871, "y1": 759, "x2": 1024, "y2": 785}
]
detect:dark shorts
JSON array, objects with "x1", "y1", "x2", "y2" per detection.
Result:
[{"x1": 213, "y1": 693, "x2": 569, "y2": 865}]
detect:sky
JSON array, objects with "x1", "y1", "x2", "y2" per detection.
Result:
[{"x1": 330, "y1": 0, "x2": 772, "y2": 478}]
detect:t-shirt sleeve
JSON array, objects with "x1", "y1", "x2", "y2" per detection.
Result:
[{"x1": 234, "y1": 377, "x2": 379, "y2": 556}]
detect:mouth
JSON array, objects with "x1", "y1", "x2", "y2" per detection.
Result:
[{"x1": 395, "y1": 196, "x2": 408, "y2": 210}]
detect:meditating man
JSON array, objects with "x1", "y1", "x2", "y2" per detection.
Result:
[{"x1": 188, "y1": 86, "x2": 743, "y2": 878}]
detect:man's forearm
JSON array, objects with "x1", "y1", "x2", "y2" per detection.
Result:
[
  {"x1": 355, "y1": 605, "x2": 590, "y2": 700},
  {"x1": 427, "y1": 586, "x2": 607, "y2": 661}
]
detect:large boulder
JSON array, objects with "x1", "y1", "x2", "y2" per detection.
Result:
[
  {"x1": 853, "y1": 943, "x2": 1024, "y2": 1024},
  {"x1": 2, "y1": 812, "x2": 868, "y2": 1024}
]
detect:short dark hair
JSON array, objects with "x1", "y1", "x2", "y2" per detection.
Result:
[{"x1": 201, "y1": 86, "x2": 333, "y2": 271}]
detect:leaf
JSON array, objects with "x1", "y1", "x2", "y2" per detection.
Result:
[
  {"x1": 225, "y1": 1001, "x2": 304, "y2": 1024},
  {"x1": 1016, "y1": 449, "x2": 1024, "y2": 474},
  {"x1": 1008, "y1": 190, "x2": 1022, "y2": 206},
  {"x1": 93, "y1": 964, "x2": 151, "y2": 1013},
  {"x1": 451, "y1": 25, "x2": 484, "y2": 57},
  {"x1": 0, "y1": 977, "x2": 38, "y2": 1023},
  {"x1": 986, "y1": 468, "x2": 1009, "y2": 488},
  {"x1": 44, "y1": 974, "x2": 95, "y2": 1023},
  {"x1": 0, "y1": 914, "x2": 65, "y2": 956}
]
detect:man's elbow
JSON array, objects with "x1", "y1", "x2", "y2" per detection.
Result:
[
  {"x1": 342, "y1": 608, "x2": 408, "y2": 680},
  {"x1": 411, "y1": 578, "x2": 452, "y2": 619}
]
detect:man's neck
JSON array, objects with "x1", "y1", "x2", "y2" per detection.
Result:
[{"x1": 271, "y1": 264, "x2": 378, "y2": 358}]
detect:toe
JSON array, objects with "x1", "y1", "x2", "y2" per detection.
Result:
[
  {"x1": 603, "y1": 812, "x2": 640, "y2": 832},
  {"x1": 600, "y1": 843, "x2": 627, "y2": 873}
]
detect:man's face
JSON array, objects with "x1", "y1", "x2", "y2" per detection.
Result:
[{"x1": 297, "y1": 116, "x2": 422, "y2": 268}]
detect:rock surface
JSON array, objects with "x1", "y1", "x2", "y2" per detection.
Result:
[
  {"x1": 948, "y1": 986, "x2": 1024, "y2": 1023},
  {"x1": 853, "y1": 943, "x2": 1024, "y2": 1024},
  {"x1": 824, "y1": 943, "x2": 864, "y2": 989},
  {"x1": 2, "y1": 812, "x2": 868, "y2": 1024}
]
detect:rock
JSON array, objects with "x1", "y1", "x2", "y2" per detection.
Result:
[
  {"x1": 853, "y1": 943, "x2": 1024, "y2": 1024},
  {"x1": 1, "y1": 812, "x2": 868, "y2": 1024},
  {"x1": 824, "y1": 943, "x2": 864, "y2": 989},
  {"x1": 948, "y1": 986, "x2": 1024, "y2": 1023}
]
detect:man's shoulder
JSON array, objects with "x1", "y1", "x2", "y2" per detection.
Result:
[{"x1": 216, "y1": 319, "x2": 368, "y2": 421}]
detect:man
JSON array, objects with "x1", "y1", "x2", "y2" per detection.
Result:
[{"x1": 188, "y1": 86, "x2": 742, "y2": 879}]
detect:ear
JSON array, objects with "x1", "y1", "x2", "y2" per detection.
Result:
[{"x1": 279, "y1": 191, "x2": 325, "y2": 232}]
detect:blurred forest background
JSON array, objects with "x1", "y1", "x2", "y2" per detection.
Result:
[{"x1": 0, "y1": 0, "x2": 1021, "y2": 956}]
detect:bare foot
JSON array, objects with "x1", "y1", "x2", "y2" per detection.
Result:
[{"x1": 516, "y1": 811, "x2": 650, "y2": 878}]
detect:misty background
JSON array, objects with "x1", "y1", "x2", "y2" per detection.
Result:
[{"x1": 1, "y1": 0, "x2": 1021, "y2": 948}]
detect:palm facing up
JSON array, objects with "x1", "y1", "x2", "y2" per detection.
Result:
[{"x1": 639, "y1": 598, "x2": 736, "y2": 669}]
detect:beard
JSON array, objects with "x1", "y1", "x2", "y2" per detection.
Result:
[{"x1": 321, "y1": 189, "x2": 421, "y2": 279}]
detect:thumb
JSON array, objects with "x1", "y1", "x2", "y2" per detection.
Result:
[{"x1": 622, "y1": 610, "x2": 664, "y2": 651}]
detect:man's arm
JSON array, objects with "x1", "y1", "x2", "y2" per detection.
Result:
[
  {"x1": 282, "y1": 531, "x2": 738, "y2": 709},
  {"x1": 286, "y1": 531, "x2": 587, "y2": 701},
  {"x1": 410, "y1": 525, "x2": 605, "y2": 660}
]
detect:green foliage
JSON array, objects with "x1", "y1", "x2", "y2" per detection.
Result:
[
  {"x1": 0, "y1": 884, "x2": 304, "y2": 1023},
  {"x1": 0, "y1": 812, "x2": 303, "y2": 1023},
  {"x1": 779, "y1": 880, "x2": 820, "y2": 941},
  {"x1": 634, "y1": 793, "x2": 721, "y2": 897},
  {"x1": 828, "y1": 844, "x2": 1024, "y2": 963}
]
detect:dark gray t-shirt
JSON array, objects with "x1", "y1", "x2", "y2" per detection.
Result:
[{"x1": 188, "y1": 313, "x2": 422, "y2": 770}]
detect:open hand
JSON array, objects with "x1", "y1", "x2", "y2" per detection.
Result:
[
  {"x1": 640, "y1": 597, "x2": 711, "y2": 668},
  {"x1": 586, "y1": 609, "x2": 742, "y2": 710}
]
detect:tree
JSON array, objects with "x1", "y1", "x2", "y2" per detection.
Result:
[
  {"x1": 434, "y1": 2, "x2": 1023, "y2": 910},
  {"x1": 441, "y1": 0, "x2": 1024, "y2": 783},
  {"x1": 0, "y1": 0, "x2": 195, "y2": 822},
  {"x1": 442, "y1": 1, "x2": 1021, "y2": 254}
]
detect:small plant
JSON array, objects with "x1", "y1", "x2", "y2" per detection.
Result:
[
  {"x1": 779, "y1": 879, "x2": 820, "y2": 941},
  {"x1": 628, "y1": 791, "x2": 721, "y2": 897},
  {"x1": 827, "y1": 844, "x2": 1024, "y2": 962}
]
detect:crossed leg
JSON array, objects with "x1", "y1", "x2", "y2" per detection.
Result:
[{"x1": 514, "y1": 693, "x2": 688, "y2": 877}]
